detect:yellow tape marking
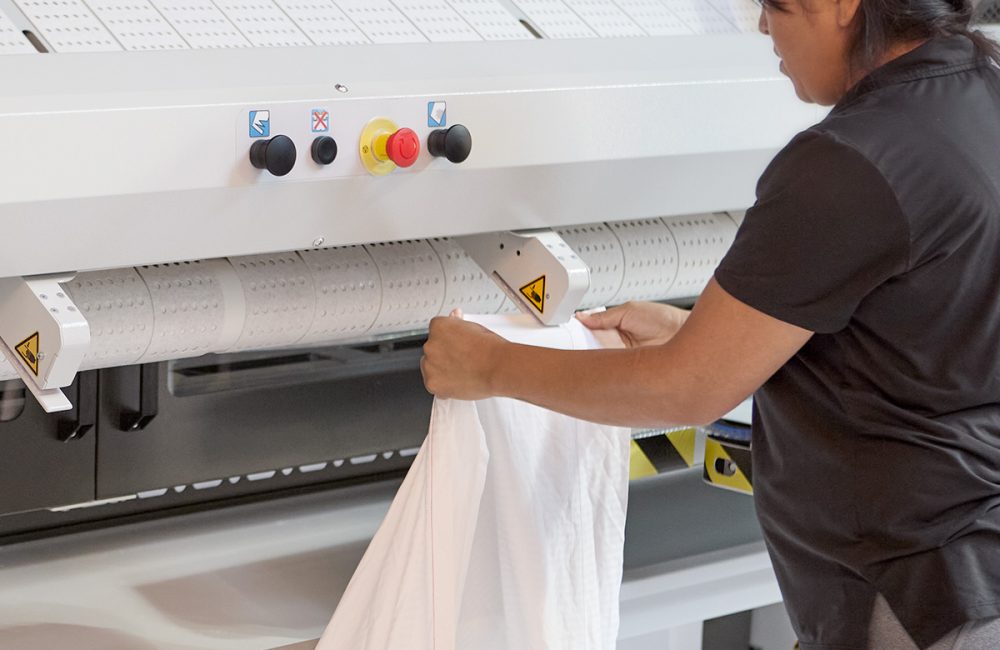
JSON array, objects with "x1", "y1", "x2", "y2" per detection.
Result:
[
  {"x1": 704, "y1": 438, "x2": 753, "y2": 494},
  {"x1": 629, "y1": 440, "x2": 658, "y2": 480}
]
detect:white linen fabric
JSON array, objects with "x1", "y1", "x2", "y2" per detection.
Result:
[{"x1": 315, "y1": 314, "x2": 632, "y2": 650}]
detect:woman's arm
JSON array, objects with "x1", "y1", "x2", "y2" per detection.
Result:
[{"x1": 421, "y1": 279, "x2": 813, "y2": 429}]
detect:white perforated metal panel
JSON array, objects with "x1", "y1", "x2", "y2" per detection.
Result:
[
  {"x1": 15, "y1": 0, "x2": 122, "y2": 52},
  {"x1": 428, "y1": 238, "x2": 506, "y2": 315},
  {"x1": 557, "y1": 223, "x2": 625, "y2": 309},
  {"x1": 660, "y1": 0, "x2": 737, "y2": 34},
  {"x1": 614, "y1": 0, "x2": 690, "y2": 36},
  {"x1": 392, "y1": 0, "x2": 481, "y2": 42},
  {"x1": 152, "y1": 0, "x2": 250, "y2": 48},
  {"x1": 366, "y1": 240, "x2": 445, "y2": 334},
  {"x1": 298, "y1": 246, "x2": 381, "y2": 342},
  {"x1": 510, "y1": 0, "x2": 595, "y2": 39},
  {"x1": 662, "y1": 213, "x2": 737, "y2": 299},
  {"x1": 85, "y1": 0, "x2": 188, "y2": 50},
  {"x1": 229, "y1": 252, "x2": 316, "y2": 350},
  {"x1": 0, "y1": 6, "x2": 35, "y2": 53},
  {"x1": 334, "y1": 0, "x2": 426, "y2": 43},
  {"x1": 63, "y1": 268, "x2": 155, "y2": 370},
  {"x1": 214, "y1": 0, "x2": 313, "y2": 46},
  {"x1": 706, "y1": 0, "x2": 759, "y2": 33},
  {"x1": 446, "y1": 0, "x2": 531, "y2": 40},
  {"x1": 562, "y1": 0, "x2": 644, "y2": 37},
  {"x1": 136, "y1": 261, "x2": 237, "y2": 363},
  {"x1": 273, "y1": 0, "x2": 368, "y2": 45},
  {"x1": 608, "y1": 218, "x2": 680, "y2": 303}
]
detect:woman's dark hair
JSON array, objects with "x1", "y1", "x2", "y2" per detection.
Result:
[
  {"x1": 762, "y1": 0, "x2": 1000, "y2": 67},
  {"x1": 852, "y1": 0, "x2": 1000, "y2": 67}
]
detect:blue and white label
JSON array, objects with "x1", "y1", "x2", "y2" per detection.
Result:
[
  {"x1": 427, "y1": 101, "x2": 447, "y2": 128},
  {"x1": 311, "y1": 108, "x2": 330, "y2": 133},
  {"x1": 249, "y1": 110, "x2": 270, "y2": 138}
]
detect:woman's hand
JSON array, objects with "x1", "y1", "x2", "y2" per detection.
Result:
[
  {"x1": 576, "y1": 301, "x2": 689, "y2": 348},
  {"x1": 421, "y1": 310, "x2": 508, "y2": 400}
]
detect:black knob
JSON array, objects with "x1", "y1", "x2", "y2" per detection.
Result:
[
  {"x1": 311, "y1": 136, "x2": 338, "y2": 165},
  {"x1": 249, "y1": 135, "x2": 296, "y2": 176},
  {"x1": 427, "y1": 124, "x2": 472, "y2": 164}
]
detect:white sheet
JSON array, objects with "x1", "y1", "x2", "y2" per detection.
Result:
[{"x1": 316, "y1": 314, "x2": 631, "y2": 650}]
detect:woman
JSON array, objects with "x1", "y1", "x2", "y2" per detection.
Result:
[{"x1": 421, "y1": 1, "x2": 1000, "y2": 648}]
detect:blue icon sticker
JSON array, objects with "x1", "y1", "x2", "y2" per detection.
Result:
[
  {"x1": 249, "y1": 110, "x2": 270, "y2": 138},
  {"x1": 311, "y1": 108, "x2": 330, "y2": 133},
  {"x1": 427, "y1": 101, "x2": 447, "y2": 128}
]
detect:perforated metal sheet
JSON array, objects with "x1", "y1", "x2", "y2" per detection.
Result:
[
  {"x1": 557, "y1": 223, "x2": 625, "y2": 309},
  {"x1": 366, "y1": 240, "x2": 446, "y2": 334},
  {"x1": 85, "y1": 0, "x2": 189, "y2": 50},
  {"x1": 614, "y1": 0, "x2": 691, "y2": 36},
  {"x1": 660, "y1": 0, "x2": 737, "y2": 34},
  {"x1": 562, "y1": 0, "x2": 644, "y2": 37},
  {"x1": 662, "y1": 213, "x2": 737, "y2": 299},
  {"x1": 510, "y1": 0, "x2": 596, "y2": 39},
  {"x1": 214, "y1": 0, "x2": 313, "y2": 47},
  {"x1": 977, "y1": 0, "x2": 1000, "y2": 23},
  {"x1": 0, "y1": 6, "x2": 35, "y2": 53},
  {"x1": 63, "y1": 268, "x2": 155, "y2": 370},
  {"x1": 334, "y1": 0, "x2": 426, "y2": 43},
  {"x1": 428, "y1": 238, "x2": 506, "y2": 315},
  {"x1": 273, "y1": 0, "x2": 368, "y2": 45},
  {"x1": 706, "y1": 0, "x2": 759, "y2": 33},
  {"x1": 607, "y1": 218, "x2": 680, "y2": 303},
  {"x1": 0, "y1": 216, "x2": 746, "y2": 382},
  {"x1": 298, "y1": 246, "x2": 381, "y2": 342},
  {"x1": 229, "y1": 252, "x2": 316, "y2": 350},
  {"x1": 392, "y1": 0, "x2": 481, "y2": 42},
  {"x1": 136, "y1": 260, "x2": 238, "y2": 363},
  {"x1": 446, "y1": 0, "x2": 532, "y2": 40},
  {"x1": 152, "y1": 0, "x2": 250, "y2": 48},
  {"x1": 15, "y1": 0, "x2": 122, "y2": 52}
]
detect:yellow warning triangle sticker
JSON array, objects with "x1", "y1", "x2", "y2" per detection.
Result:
[
  {"x1": 519, "y1": 275, "x2": 546, "y2": 314},
  {"x1": 15, "y1": 332, "x2": 40, "y2": 376}
]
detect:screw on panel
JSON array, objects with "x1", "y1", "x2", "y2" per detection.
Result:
[
  {"x1": 313, "y1": 237, "x2": 325, "y2": 247},
  {"x1": 335, "y1": 84, "x2": 349, "y2": 93}
]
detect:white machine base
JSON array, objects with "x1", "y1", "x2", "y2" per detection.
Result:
[{"x1": 0, "y1": 481, "x2": 789, "y2": 650}]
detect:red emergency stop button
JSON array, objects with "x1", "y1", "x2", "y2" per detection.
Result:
[{"x1": 385, "y1": 128, "x2": 420, "y2": 167}]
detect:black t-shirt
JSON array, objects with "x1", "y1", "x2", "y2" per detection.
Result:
[{"x1": 715, "y1": 36, "x2": 1000, "y2": 649}]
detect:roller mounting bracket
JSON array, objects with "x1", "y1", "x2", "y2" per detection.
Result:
[
  {"x1": 0, "y1": 274, "x2": 90, "y2": 413},
  {"x1": 458, "y1": 229, "x2": 590, "y2": 326}
]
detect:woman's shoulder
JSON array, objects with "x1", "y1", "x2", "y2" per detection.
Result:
[{"x1": 758, "y1": 126, "x2": 889, "y2": 200}]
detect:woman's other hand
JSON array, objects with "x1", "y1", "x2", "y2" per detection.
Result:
[
  {"x1": 421, "y1": 310, "x2": 507, "y2": 400},
  {"x1": 576, "y1": 301, "x2": 689, "y2": 348}
]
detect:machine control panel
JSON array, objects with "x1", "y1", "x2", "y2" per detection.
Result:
[{"x1": 239, "y1": 100, "x2": 472, "y2": 182}]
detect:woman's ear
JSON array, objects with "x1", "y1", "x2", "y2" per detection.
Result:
[{"x1": 835, "y1": 0, "x2": 864, "y2": 28}]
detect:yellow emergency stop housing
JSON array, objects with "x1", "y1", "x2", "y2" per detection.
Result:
[{"x1": 359, "y1": 117, "x2": 399, "y2": 176}]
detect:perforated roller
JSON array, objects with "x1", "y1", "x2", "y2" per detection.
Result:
[{"x1": 0, "y1": 214, "x2": 739, "y2": 381}]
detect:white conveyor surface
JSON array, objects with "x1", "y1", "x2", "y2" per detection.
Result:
[{"x1": 0, "y1": 480, "x2": 781, "y2": 649}]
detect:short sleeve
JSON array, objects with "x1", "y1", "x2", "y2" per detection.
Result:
[{"x1": 714, "y1": 130, "x2": 910, "y2": 333}]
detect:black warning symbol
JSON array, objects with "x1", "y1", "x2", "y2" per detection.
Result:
[
  {"x1": 519, "y1": 276, "x2": 546, "y2": 314},
  {"x1": 15, "y1": 332, "x2": 39, "y2": 376}
]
